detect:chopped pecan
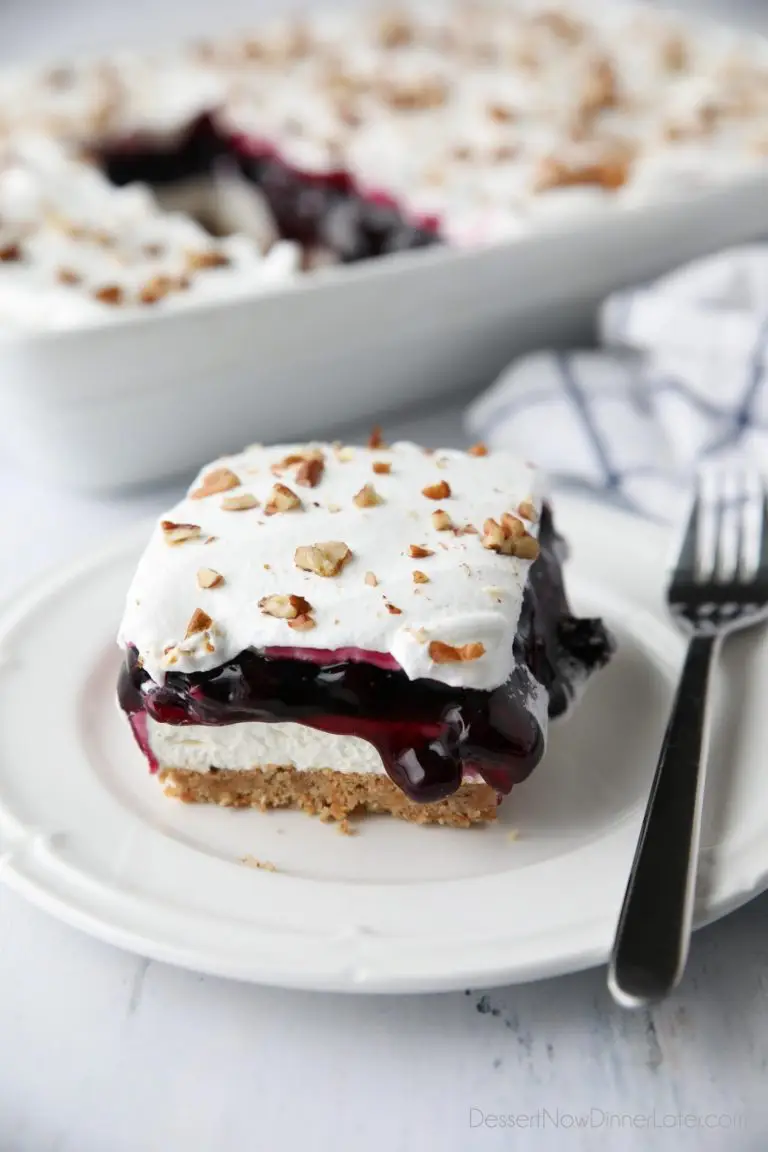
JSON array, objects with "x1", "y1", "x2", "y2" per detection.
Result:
[
  {"x1": 500, "y1": 513, "x2": 526, "y2": 539},
  {"x1": 294, "y1": 541, "x2": 352, "y2": 577},
  {"x1": 487, "y1": 102, "x2": 515, "y2": 123},
  {"x1": 288, "y1": 613, "x2": 316, "y2": 631},
  {"x1": 92, "y1": 284, "x2": 124, "y2": 305},
  {"x1": 186, "y1": 249, "x2": 230, "y2": 270},
  {"x1": 514, "y1": 535, "x2": 540, "y2": 560},
  {"x1": 295, "y1": 457, "x2": 325, "y2": 487},
  {"x1": 378, "y1": 13, "x2": 412, "y2": 48},
  {"x1": 161, "y1": 520, "x2": 201, "y2": 545},
  {"x1": 517, "y1": 499, "x2": 538, "y2": 522},
  {"x1": 412, "y1": 570, "x2": 430, "y2": 584},
  {"x1": 190, "y1": 467, "x2": 241, "y2": 500},
  {"x1": 383, "y1": 77, "x2": 448, "y2": 111},
  {"x1": 353, "y1": 484, "x2": 384, "y2": 508},
  {"x1": 259, "y1": 593, "x2": 313, "y2": 619},
  {"x1": 467, "y1": 442, "x2": 488, "y2": 457},
  {"x1": 481, "y1": 518, "x2": 506, "y2": 552},
  {"x1": 534, "y1": 152, "x2": 630, "y2": 193},
  {"x1": 422, "y1": 480, "x2": 451, "y2": 500},
  {"x1": 408, "y1": 544, "x2": 434, "y2": 558},
  {"x1": 428, "y1": 640, "x2": 486, "y2": 663},
  {"x1": 57, "y1": 266, "x2": 82, "y2": 285},
  {"x1": 197, "y1": 567, "x2": 224, "y2": 589},
  {"x1": 221, "y1": 493, "x2": 259, "y2": 511},
  {"x1": 185, "y1": 608, "x2": 213, "y2": 637},
  {"x1": 265, "y1": 483, "x2": 302, "y2": 515},
  {"x1": 432, "y1": 509, "x2": 453, "y2": 531}
]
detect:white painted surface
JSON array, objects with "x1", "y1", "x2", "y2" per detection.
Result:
[{"x1": 2, "y1": 2, "x2": 768, "y2": 1150}]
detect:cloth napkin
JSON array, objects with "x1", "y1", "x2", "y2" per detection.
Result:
[{"x1": 465, "y1": 246, "x2": 768, "y2": 522}]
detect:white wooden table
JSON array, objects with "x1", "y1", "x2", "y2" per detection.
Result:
[{"x1": 3, "y1": 2, "x2": 768, "y2": 1148}]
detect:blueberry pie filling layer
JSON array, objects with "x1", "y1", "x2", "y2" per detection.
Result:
[{"x1": 117, "y1": 440, "x2": 612, "y2": 826}]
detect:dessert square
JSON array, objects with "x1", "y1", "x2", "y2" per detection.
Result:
[{"x1": 118, "y1": 438, "x2": 612, "y2": 826}]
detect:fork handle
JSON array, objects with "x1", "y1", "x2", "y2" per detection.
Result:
[{"x1": 608, "y1": 631, "x2": 719, "y2": 1008}]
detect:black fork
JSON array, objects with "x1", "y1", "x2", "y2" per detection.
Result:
[{"x1": 608, "y1": 470, "x2": 768, "y2": 1008}]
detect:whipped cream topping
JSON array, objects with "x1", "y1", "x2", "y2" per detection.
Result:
[
  {"x1": 118, "y1": 441, "x2": 545, "y2": 692},
  {"x1": 0, "y1": 136, "x2": 298, "y2": 328},
  {"x1": 183, "y1": 1, "x2": 768, "y2": 240},
  {"x1": 0, "y1": 0, "x2": 763, "y2": 306}
]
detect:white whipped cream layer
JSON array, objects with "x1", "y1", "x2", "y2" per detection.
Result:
[
  {"x1": 118, "y1": 441, "x2": 544, "y2": 692},
  {"x1": 0, "y1": 135, "x2": 298, "y2": 329},
  {"x1": 149, "y1": 717, "x2": 386, "y2": 774}
]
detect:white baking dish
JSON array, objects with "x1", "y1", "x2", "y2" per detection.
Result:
[{"x1": 1, "y1": 172, "x2": 767, "y2": 491}]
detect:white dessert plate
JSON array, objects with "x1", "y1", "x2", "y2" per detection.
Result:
[{"x1": 1, "y1": 495, "x2": 767, "y2": 993}]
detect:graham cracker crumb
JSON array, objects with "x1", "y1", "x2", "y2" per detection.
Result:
[{"x1": 241, "y1": 855, "x2": 278, "y2": 871}]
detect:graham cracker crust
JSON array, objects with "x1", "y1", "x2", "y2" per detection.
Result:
[{"x1": 158, "y1": 765, "x2": 498, "y2": 827}]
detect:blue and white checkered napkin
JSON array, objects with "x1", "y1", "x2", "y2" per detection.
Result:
[{"x1": 466, "y1": 246, "x2": 768, "y2": 522}]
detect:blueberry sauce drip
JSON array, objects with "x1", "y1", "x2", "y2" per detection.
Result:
[
  {"x1": 98, "y1": 119, "x2": 440, "y2": 262},
  {"x1": 118, "y1": 507, "x2": 613, "y2": 803}
]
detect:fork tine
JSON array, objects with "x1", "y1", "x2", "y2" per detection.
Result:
[
  {"x1": 739, "y1": 471, "x2": 764, "y2": 584},
  {"x1": 761, "y1": 482, "x2": 768, "y2": 576},
  {"x1": 716, "y1": 470, "x2": 741, "y2": 584},
  {"x1": 695, "y1": 469, "x2": 720, "y2": 584}
]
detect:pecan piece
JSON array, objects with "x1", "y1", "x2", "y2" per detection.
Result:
[
  {"x1": 517, "y1": 499, "x2": 538, "y2": 522},
  {"x1": 428, "y1": 640, "x2": 486, "y2": 663},
  {"x1": 422, "y1": 480, "x2": 451, "y2": 500},
  {"x1": 288, "y1": 613, "x2": 316, "y2": 631},
  {"x1": 186, "y1": 249, "x2": 230, "y2": 270},
  {"x1": 432, "y1": 509, "x2": 453, "y2": 531},
  {"x1": 161, "y1": 520, "x2": 201, "y2": 545},
  {"x1": 514, "y1": 535, "x2": 540, "y2": 560},
  {"x1": 259, "y1": 593, "x2": 313, "y2": 619},
  {"x1": 353, "y1": 484, "x2": 384, "y2": 508},
  {"x1": 190, "y1": 467, "x2": 241, "y2": 500},
  {"x1": 295, "y1": 457, "x2": 325, "y2": 488},
  {"x1": 294, "y1": 541, "x2": 352, "y2": 577},
  {"x1": 221, "y1": 493, "x2": 259, "y2": 511},
  {"x1": 265, "y1": 483, "x2": 302, "y2": 515},
  {"x1": 197, "y1": 568, "x2": 224, "y2": 589},
  {"x1": 185, "y1": 608, "x2": 213, "y2": 638}
]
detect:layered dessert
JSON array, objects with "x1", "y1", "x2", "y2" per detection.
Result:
[
  {"x1": 117, "y1": 439, "x2": 612, "y2": 826},
  {"x1": 2, "y1": 2, "x2": 768, "y2": 325}
]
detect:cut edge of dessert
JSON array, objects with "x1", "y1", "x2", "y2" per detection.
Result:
[{"x1": 117, "y1": 435, "x2": 614, "y2": 827}]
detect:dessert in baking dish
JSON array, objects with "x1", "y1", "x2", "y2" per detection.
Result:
[
  {"x1": 117, "y1": 439, "x2": 613, "y2": 826},
  {"x1": 2, "y1": 1, "x2": 768, "y2": 325}
]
